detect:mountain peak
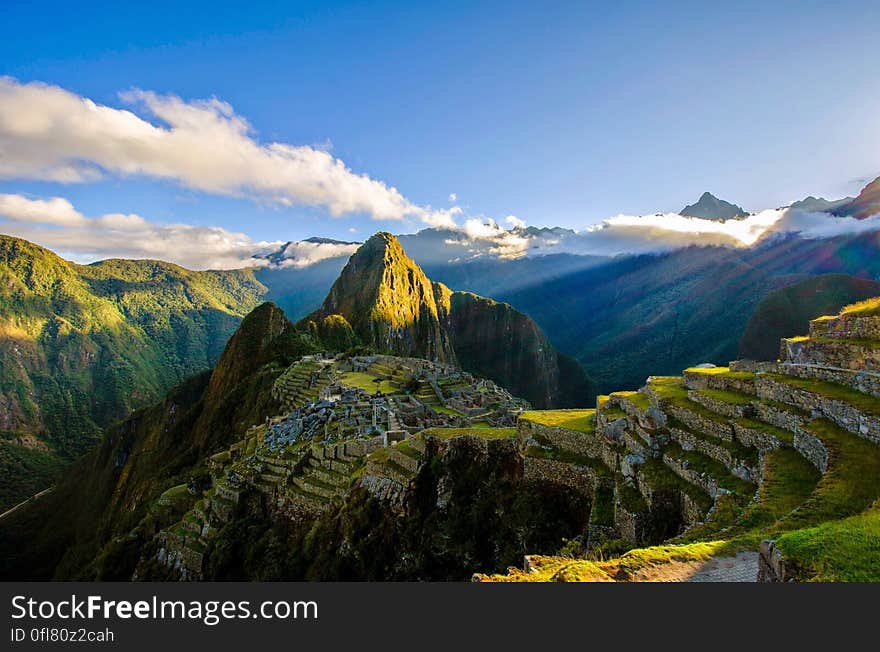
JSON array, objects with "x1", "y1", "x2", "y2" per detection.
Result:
[
  {"x1": 307, "y1": 232, "x2": 457, "y2": 363},
  {"x1": 680, "y1": 192, "x2": 748, "y2": 221}
]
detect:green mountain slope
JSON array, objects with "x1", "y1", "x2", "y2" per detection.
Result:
[
  {"x1": 739, "y1": 274, "x2": 880, "y2": 360},
  {"x1": 0, "y1": 303, "x2": 316, "y2": 579},
  {"x1": 0, "y1": 235, "x2": 267, "y2": 509}
]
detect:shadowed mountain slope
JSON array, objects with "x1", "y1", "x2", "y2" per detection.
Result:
[{"x1": 739, "y1": 274, "x2": 880, "y2": 361}]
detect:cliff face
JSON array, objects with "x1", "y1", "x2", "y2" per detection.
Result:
[
  {"x1": 307, "y1": 233, "x2": 593, "y2": 408},
  {"x1": 308, "y1": 232, "x2": 456, "y2": 363},
  {"x1": 445, "y1": 291, "x2": 587, "y2": 408}
]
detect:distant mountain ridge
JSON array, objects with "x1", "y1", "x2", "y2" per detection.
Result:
[{"x1": 832, "y1": 175, "x2": 880, "y2": 220}]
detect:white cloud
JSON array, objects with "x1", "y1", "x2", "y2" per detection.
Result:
[
  {"x1": 0, "y1": 194, "x2": 86, "y2": 227},
  {"x1": 0, "y1": 78, "x2": 455, "y2": 225},
  {"x1": 448, "y1": 192, "x2": 457, "y2": 202},
  {"x1": 272, "y1": 240, "x2": 361, "y2": 268},
  {"x1": 504, "y1": 215, "x2": 526, "y2": 230},
  {"x1": 0, "y1": 193, "x2": 281, "y2": 269}
]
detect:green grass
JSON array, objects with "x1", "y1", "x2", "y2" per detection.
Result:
[
  {"x1": 651, "y1": 377, "x2": 732, "y2": 424},
  {"x1": 774, "y1": 505, "x2": 880, "y2": 581},
  {"x1": 639, "y1": 458, "x2": 713, "y2": 513},
  {"x1": 610, "y1": 391, "x2": 651, "y2": 412},
  {"x1": 432, "y1": 404, "x2": 461, "y2": 416},
  {"x1": 339, "y1": 371, "x2": 399, "y2": 395},
  {"x1": 684, "y1": 367, "x2": 755, "y2": 381},
  {"x1": 394, "y1": 439, "x2": 421, "y2": 459},
  {"x1": 732, "y1": 448, "x2": 821, "y2": 534},
  {"x1": 600, "y1": 406, "x2": 627, "y2": 421},
  {"x1": 668, "y1": 416, "x2": 759, "y2": 466},
  {"x1": 419, "y1": 427, "x2": 517, "y2": 439},
  {"x1": 685, "y1": 366, "x2": 730, "y2": 375},
  {"x1": 766, "y1": 373, "x2": 880, "y2": 417},
  {"x1": 732, "y1": 416, "x2": 795, "y2": 445},
  {"x1": 697, "y1": 388, "x2": 755, "y2": 406},
  {"x1": 525, "y1": 444, "x2": 611, "y2": 476},
  {"x1": 841, "y1": 296, "x2": 880, "y2": 316},
  {"x1": 519, "y1": 409, "x2": 596, "y2": 433},
  {"x1": 664, "y1": 443, "x2": 756, "y2": 497}
]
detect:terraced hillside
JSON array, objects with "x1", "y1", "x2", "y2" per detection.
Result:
[{"x1": 479, "y1": 299, "x2": 880, "y2": 582}]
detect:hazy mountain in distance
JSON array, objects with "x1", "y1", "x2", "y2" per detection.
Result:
[
  {"x1": 831, "y1": 175, "x2": 880, "y2": 220},
  {"x1": 680, "y1": 192, "x2": 748, "y2": 220}
]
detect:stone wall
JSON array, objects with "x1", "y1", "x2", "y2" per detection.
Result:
[
  {"x1": 784, "y1": 337, "x2": 880, "y2": 373},
  {"x1": 687, "y1": 390, "x2": 751, "y2": 418},
  {"x1": 809, "y1": 313, "x2": 880, "y2": 340},
  {"x1": 669, "y1": 426, "x2": 759, "y2": 482},
  {"x1": 517, "y1": 420, "x2": 619, "y2": 471},
  {"x1": 662, "y1": 452, "x2": 722, "y2": 499},
  {"x1": 523, "y1": 457, "x2": 597, "y2": 496},
  {"x1": 793, "y1": 431, "x2": 829, "y2": 473},
  {"x1": 731, "y1": 421, "x2": 784, "y2": 452},
  {"x1": 775, "y1": 362, "x2": 880, "y2": 399},
  {"x1": 751, "y1": 399, "x2": 806, "y2": 435},
  {"x1": 665, "y1": 404, "x2": 734, "y2": 441},
  {"x1": 757, "y1": 539, "x2": 789, "y2": 582},
  {"x1": 683, "y1": 369, "x2": 756, "y2": 394},
  {"x1": 756, "y1": 375, "x2": 880, "y2": 444}
]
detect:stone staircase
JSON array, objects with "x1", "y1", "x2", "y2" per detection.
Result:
[{"x1": 272, "y1": 359, "x2": 335, "y2": 412}]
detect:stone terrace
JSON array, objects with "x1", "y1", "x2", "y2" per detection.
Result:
[{"x1": 481, "y1": 300, "x2": 880, "y2": 582}]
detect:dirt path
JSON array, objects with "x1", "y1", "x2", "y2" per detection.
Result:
[
  {"x1": 631, "y1": 551, "x2": 759, "y2": 582},
  {"x1": 0, "y1": 486, "x2": 53, "y2": 522}
]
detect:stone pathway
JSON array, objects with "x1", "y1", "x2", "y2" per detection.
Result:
[{"x1": 631, "y1": 551, "x2": 759, "y2": 582}]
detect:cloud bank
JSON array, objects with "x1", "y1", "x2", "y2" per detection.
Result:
[
  {"x1": 429, "y1": 208, "x2": 880, "y2": 261},
  {"x1": 0, "y1": 78, "x2": 456, "y2": 227},
  {"x1": 0, "y1": 193, "x2": 282, "y2": 269}
]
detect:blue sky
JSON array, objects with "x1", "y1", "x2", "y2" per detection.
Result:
[{"x1": 1, "y1": 0, "x2": 879, "y2": 264}]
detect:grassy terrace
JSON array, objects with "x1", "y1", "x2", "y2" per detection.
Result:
[
  {"x1": 812, "y1": 336, "x2": 880, "y2": 348},
  {"x1": 697, "y1": 388, "x2": 754, "y2": 406},
  {"x1": 684, "y1": 367, "x2": 756, "y2": 381},
  {"x1": 664, "y1": 442, "x2": 756, "y2": 497},
  {"x1": 766, "y1": 373, "x2": 880, "y2": 417},
  {"x1": 733, "y1": 416, "x2": 795, "y2": 445},
  {"x1": 525, "y1": 442, "x2": 611, "y2": 476},
  {"x1": 483, "y1": 418, "x2": 880, "y2": 581},
  {"x1": 841, "y1": 296, "x2": 880, "y2": 317},
  {"x1": 667, "y1": 416, "x2": 760, "y2": 466},
  {"x1": 520, "y1": 409, "x2": 596, "y2": 433},
  {"x1": 610, "y1": 391, "x2": 651, "y2": 412},
  {"x1": 774, "y1": 506, "x2": 880, "y2": 582},
  {"x1": 638, "y1": 457, "x2": 713, "y2": 513},
  {"x1": 649, "y1": 377, "x2": 731, "y2": 424},
  {"x1": 339, "y1": 371, "x2": 399, "y2": 395},
  {"x1": 393, "y1": 439, "x2": 422, "y2": 459},
  {"x1": 419, "y1": 427, "x2": 517, "y2": 439}
]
